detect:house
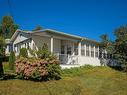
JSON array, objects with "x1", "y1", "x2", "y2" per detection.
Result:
[{"x1": 6, "y1": 29, "x2": 107, "y2": 68}]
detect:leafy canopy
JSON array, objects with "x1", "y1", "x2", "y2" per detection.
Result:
[
  {"x1": 0, "y1": 15, "x2": 18, "y2": 38},
  {"x1": 100, "y1": 25, "x2": 127, "y2": 71}
]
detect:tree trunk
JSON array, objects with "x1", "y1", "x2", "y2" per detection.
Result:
[{"x1": 0, "y1": 56, "x2": 4, "y2": 77}]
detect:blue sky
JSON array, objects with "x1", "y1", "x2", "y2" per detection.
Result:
[{"x1": 0, "y1": 0, "x2": 127, "y2": 41}]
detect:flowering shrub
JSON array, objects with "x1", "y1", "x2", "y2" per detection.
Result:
[{"x1": 16, "y1": 57, "x2": 61, "y2": 81}]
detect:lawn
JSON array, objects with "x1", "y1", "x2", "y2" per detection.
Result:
[{"x1": 0, "y1": 64, "x2": 127, "y2": 95}]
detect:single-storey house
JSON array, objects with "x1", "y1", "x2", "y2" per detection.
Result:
[{"x1": 5, "y1": 29, "x2": 108, "y2": 68}]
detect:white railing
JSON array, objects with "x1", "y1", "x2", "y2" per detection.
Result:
[{"x1": 55, "y1": 53, "x2": 78, "y2": 65}]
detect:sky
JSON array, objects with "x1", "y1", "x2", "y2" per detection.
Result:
[{"x1": 0, "y1": 0, "x2": 127, "y2": 41}]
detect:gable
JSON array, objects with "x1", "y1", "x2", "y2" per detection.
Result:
[{"x1": 13, "y1": 32, "x2": 30, "y2": 45}]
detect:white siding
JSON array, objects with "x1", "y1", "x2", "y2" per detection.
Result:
[
  {"x1": 31, "y1": 35, "x2": 51, "y2": 51},
  {"x1": 78, "y1": 56, "x2": 100, "y2": 66}
]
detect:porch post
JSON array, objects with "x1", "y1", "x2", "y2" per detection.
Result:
[
  {"x1": 72, "y1": 42, "x2": 75, "y2": 55},
  {"x1": 78, "y1": 41, "x2": 81, "y2": 56},
  {"x1": 94, "y1": 45, "x2": 95, "y2": 58},
  {"x1": 84, "y1": 44, "x2": 86, "y2": 56},
  {"x1": 89, "y1": 44, "x2": 91, "y2": 57},
  {"x1": 51, "y1": 36, "x2": 53, "y2": 53}
]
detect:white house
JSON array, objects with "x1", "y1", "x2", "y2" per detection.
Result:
[{"x1": 6, "y1": 29, "x2": 107, "y2": 68}]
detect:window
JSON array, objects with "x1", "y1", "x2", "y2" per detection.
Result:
[
  {"x1": 91, "y1": 45, "x2": 94, "y2": 57},
  {"x1": 86, "y1": 44, "x2": 89, "y2": 56},
  {"x1": 95, "y1": 46, "x2": 99, "y2": 57},
  {"x1": 74, "y1": 43, "x2": 78, "y2": 55},
  {"x1": 67, "y1": 46, "x2": 71, "y2": 55},
  {"x1": 81, "y1": 43, "x2": 85, "y2": 56},
  {"x1": 61, "y1": 46, "x2": 65, "y2": 54}
]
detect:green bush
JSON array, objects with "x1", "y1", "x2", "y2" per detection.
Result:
[
  {"x1": 46, "y1": 61, "x2": 61, "y2": 80},
  {"x1": 9, "y1": 51, "x2": 15, "y2": 70},
  {"x1": 36, "y1": 43, "x2": 50, "y2": 59},
  {"x1": 19, "y1": 48, "x2": 28, "y2": 58}
]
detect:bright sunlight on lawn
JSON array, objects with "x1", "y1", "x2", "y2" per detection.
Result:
[{"x1": 0, "y1": 65, "x2": 127, "y2": 95}]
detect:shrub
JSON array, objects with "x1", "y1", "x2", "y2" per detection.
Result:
[
  {"x1": 15, "y1": 57, "x2": 61, "y2": 81},
  {"x1": 19, "y1": 48, "x2": 28, "y2": 58},
  {"x1": 9, "y1": 51, "x2": 15, "y2": 70},
  {"x1": 36, "y1": 43, "x2": 50, "y2": 59}
]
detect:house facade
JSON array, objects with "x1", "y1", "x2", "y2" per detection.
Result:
[{"x1": 6, "y1": 29, "x2": 107, "y2": 68}]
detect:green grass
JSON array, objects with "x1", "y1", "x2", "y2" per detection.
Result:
[{"x1": 0, "y1": 63, "x2": 127, "y2": 95}]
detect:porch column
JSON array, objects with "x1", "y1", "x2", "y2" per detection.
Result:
[
  {"x1": 89, "y1": 44, "x2": 91, "y2": 57},
  {"x1": 78, "y1": 41, "x2": 81, "y2": 56},
  {"x1": 72, "y1": 42, "x2": 75, "y2": 55},
  {"x1": 84, "y1": 44, "x2": 86, "y2": 56},
  {"x1": 98, "y1": 46, "x2": 99, "y2": 58},
  {"x1": 94, "y1": 45, "x2": 95, "y2": 58},
  {"x1": 51, "y1": 36, "x2": 53, "y2": 53}
]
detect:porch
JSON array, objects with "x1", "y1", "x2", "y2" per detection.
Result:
[
  {"x1": 50, "y1": 37, "x2": 81, "y2": 65},
  {"x1": 31, "y1": 33, "x2": 81, "y2": 65}
]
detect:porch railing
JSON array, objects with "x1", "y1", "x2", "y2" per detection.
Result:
[{"x1": 55, "y1": 53, "x2": 78, "y2": 65}]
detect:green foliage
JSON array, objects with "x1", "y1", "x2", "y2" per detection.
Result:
[
  {"x1": 46, "y1": 63, "x2": 61, "y2": 80},
  {"x1": 0, "y1": 59, "x2": 4, "y2": 77},
  {"x1": 28, "y1": 48, "x2": 36, "y2": 57},
  {"x1": 0, "y1": 15, "x2": 18, "y2": 38},
  {"x1": 99, "y1": 34, "x2": 114, "y2": 54},
  {"x1": 0, "y1": 36, "x2": 5, "y2": 76},
  {"x1": 9, "y1": 51, "x2": 15, "y2": 70},
  {"x1": 32, "y1": 69, "x2": 42, "y2": 80},
  {"x1": 113, "y1": 25, "x2": 127, "y2": 71},
  {"x1": 19, "y1": 48, "x2": 28, "y2": 58},
  {"x1": 36, "y1": 43, "x2": 50, "y2": 59},
  {"x1": 100, "y1": 25, "x2": 127, "y2": 71},
  {"x1": 33, "y1": 25, "x2": 43, "y2": 31},
  {"x1": 100, "y1": 34, "x2": 109, "y2": 49},
  {"x1": 62, "y1": 65, "x2": 93, "y2": 77},
  {"x1": 0, "y1": 36, "x2": 5, "y2": 56}
]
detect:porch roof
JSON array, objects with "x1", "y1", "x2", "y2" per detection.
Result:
[
  {"x1": 10, "y1": 29, "x2": 99, "y2": 44},
  {"x1": 31, "y1": 29, "x2": 99, "y2": 44}
]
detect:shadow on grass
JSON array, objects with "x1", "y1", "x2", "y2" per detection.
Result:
[
  {"x1": 108, "y1": 66, "x2": 124, "y2": 71},
  {"x1": 0, "y1": 73, "x2": 61, "y2": 82},
  {"x1": 0, "y1": 73, "x2": 17, "y2": 80}
]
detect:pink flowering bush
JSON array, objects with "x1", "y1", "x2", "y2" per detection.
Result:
[{"x1": 16, "y1": 57, "x2": 61, "y2": 81}]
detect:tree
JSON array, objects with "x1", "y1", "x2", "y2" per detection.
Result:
[
  {"x1": 100, "y1": 25, "x2": 127, "y2": 71},
  {"x1": 113, "y1": 25, "x2": 127, "y2": 71},
  {"x1": 9, "y1": 51, "x2": 15, "y2": 70},
  {"x1": 0, "y1": 15, "x2": 18, "y2": 76},
  {"x1": 0, "y1": 36, "x2": 5, "y2": 56},
  {"x1": 0, "y1": 36, "x2": 5, "y2": 77},
  {"x1": 99, "y1": 34, "x2": 113, "y2": 59},
  {"x1": 1, "y1": 15, "x2": 18, "y2": 38},
  {"x1": 33, "y1": 25, "x2": 43, "y2": 31},
  {"x1": 0, "y1": 35, "x2": 5, "y2": 75}
]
